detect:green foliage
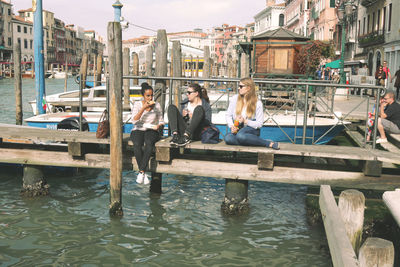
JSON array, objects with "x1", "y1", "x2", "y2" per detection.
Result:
[{"x1": 297, "y1": 41, "x2": 334, "y2": 75}]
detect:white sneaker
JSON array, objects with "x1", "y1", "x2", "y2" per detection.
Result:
[
  {"x1": 376, "y1": 138, "x2": 388, "y2": 144},
  {"x1": 136, "y1": 172, "x2": 144, "y2": 184},
  {"x1": 143, "y1": 173, "x2": 150, "y2": 185}
]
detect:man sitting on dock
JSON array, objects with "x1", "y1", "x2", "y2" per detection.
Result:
[{"x1": 376, "y1": 91, "x2": 400, "y2": 143}]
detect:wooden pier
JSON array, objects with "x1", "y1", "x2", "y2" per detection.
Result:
[{"x1": 1, "y1": 123, "x2": 400, "y2": 190}]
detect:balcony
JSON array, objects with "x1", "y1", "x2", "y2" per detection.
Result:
[
  {"x1": 358, "y1": 30, "x2": 384, "y2": 48},
  {"x1": 361, "y1": 0, "x2": 379, "y2": 7}
]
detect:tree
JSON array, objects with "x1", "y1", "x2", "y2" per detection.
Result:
[{"x1": 297, "y1": 41, "x2": 334, "y2": 76}]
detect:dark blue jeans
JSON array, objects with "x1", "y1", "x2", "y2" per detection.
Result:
[{"x1": 224, "y1": 126, "x2": 272, "y2": 147}]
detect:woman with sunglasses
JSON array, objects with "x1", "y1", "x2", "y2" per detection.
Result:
[
  {"x1": 167, "y1": 83, "x2": 211, "y2": 146},
  {"x1": 131, "y1": 82, "x2": 164, "y2": 184},
  {"x1": 224, "y1": 77, "x2": 279, "y2": 150}
]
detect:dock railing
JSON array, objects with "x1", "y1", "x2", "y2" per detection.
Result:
[{"x1": 118, "y1": 75, "x2": 384, "y2": 147}]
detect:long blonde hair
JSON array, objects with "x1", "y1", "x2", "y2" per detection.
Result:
[{"x1": 235, "y1": 77, "x2": 257, "y2": 118}]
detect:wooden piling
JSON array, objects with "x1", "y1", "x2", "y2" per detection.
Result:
[
  {"x1": 240, "y1": 52, "x2": 250, "y2": 78},
  {"x1": 155, "y1": 29, "x2": 168, "y2": 110},
  {"x1": 14, "y1": 43, "x2": 22, "y2": 125},
  {"x1": 80, "y1": 53, "x2": 88, "y2": 90},
  {"x1": 221, "y1": 179, "x2": 249, "y2": 215},
  {"x1": 338, "y1": 189, "x2": 365, "y2": 255},
  {"x1": 358, "y1": 237, "x2": 394, "y2": 267},
  {"x1": 190, "y1": 55, "x2": 194, "y2": 77},
  {"x1": 150, "y1": 172, "x2": 162, "y2": 194},
  {"x1": 50, "y1": 63, "x2": 54, "y2": 78},
  {"x1": 107, "y1": 22, "x2": 123, "y2": 217},
  {"x1": 123, "y1": 47, "x2": 130, "y2": 107},
  {"x1": 96, "y1": 54, "x2": 103, "y2": 86},
  {"x1": 172, "y1": 41, "x2": 182, "y2": 107},
  {"x1": 203, "y1": 46, "x2": 210, "y2": 88},
  {"x1": 146, "y1": 45, "x2": 153, "y2": 83},
  {"x1": 319, "y1": 185, "x2": 359, "y2": 267},
  {"x1": 132, "y1": 52, "x2": 139, "y2": 85},
  {"x1": 195, "y1": 56, "x2": 199, "y2": 77},
  {"x1": 64, "y1": 56, "x2": 68, "y2": 92},
  {"x1": 21, "y1": 165, "x2": 49, "y2": 197}
]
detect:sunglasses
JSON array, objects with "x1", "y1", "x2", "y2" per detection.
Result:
[
  {"x1": 239, "y1": 84, "x2": 246, "y2": 89},
  {"x1": 186, "y1": 91, "x2": 196, "y2": 94}
]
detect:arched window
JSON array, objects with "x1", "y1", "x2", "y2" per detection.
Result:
[{"x1": 279, "y1": 14, "x2": 285, "y2": 26}]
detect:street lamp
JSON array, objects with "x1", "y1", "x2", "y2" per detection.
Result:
[{"x1": 338, "y1": 0, "x2": 354, "y2": 84}]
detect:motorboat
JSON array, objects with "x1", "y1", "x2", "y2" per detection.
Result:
[
  {"x1": 26, "y1": 87, "x2": 350, "y2": 145},
  {"x1": 29, "y1": 85, "x2": 142, "y2": 115}
]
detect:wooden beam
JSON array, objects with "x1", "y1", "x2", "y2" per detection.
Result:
[
  {"x1": 257, "y1": 152, "x2": 274, "y2": 170},
  {"x1": 382, "y1": 189, "x2": 400, "y2": 227},
  {"x1": 68, "y1": 142, "x2": 83, "y2": 157},
  {"x1": 319, "y1": 185, "x2": 360, "y2": 267}
]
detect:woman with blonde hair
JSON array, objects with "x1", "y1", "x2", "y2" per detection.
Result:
[{"x1": 224, "y1": 77, "x2": 279, "y2": 149}]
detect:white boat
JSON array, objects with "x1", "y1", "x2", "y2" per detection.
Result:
[
  {"x1": 29, "y1": 85, "x2": 143, "y2": 115},
  {"x1": 26, "y1": 87, "x2": 350, "y2": 144},
  {"x1": 48, "y1": 71, "x2": 72, "y2": 79}
]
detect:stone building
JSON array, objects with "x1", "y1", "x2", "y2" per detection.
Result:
[{"x1": 0, "y1": 0, "x2": 13, "y2": 62}]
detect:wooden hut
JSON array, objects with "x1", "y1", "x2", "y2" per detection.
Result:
[{"x1": 240, "y1": 27, "x2": 309, "y2": 78}]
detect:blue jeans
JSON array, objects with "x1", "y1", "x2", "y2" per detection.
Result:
[{"x1": 224, "y1": 126, "x2": 272, "y2": 147}]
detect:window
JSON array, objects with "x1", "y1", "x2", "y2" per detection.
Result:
[
  {"x1": 17, "y1": 38, "x2": 21, "y2": 45},
  {"x1": 383, "y1": 7, "x2": 386, "y2": 33},
  {"x1": 30, "y1": 28, "x2": 32, "y2": 34},
  {"x1": 358, "y1": 20, "x2": 360, "y2": 36},
  {"x1": 8, "y1": 38, "x2": 11, "y2": 46},
  {"x1": 367, "y1": 15, "x2": 370, "y2": 33},
  {"x1": 372, "y1": 12, "x2": 375, "y2": 32},
  {"x1": 377, "y1": 10, "x2": 380, "y2": 31},
  {"x1": 8, "y1": 8, "x2": 10, "y2": 15},
  {"x1": 30, "y1": 40, "x2": 33, "y2": 49},
  {"x1": 24, "y1": 27, "x2": 27, "y2": 34},
  {"x1": 363, "y1": 17, "x2": 366, "y2": 35},
  {"x1": 17, "y1": 25, "x2": 21, "y2": 32},
  {"x1": 388, "y1": 3, "x2": 392, "y2": 32},
  {"x1": 279, "y1": 14, "x2": 284, "y2": 26},
  {"x1": 330, "y1": 0, "x2": 335, "y2": 8},
  {"x1": 24, "y1": 39, "x2": 28, "y2": 49}
]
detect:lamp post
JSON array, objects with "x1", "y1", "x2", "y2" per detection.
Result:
[{"x1": 338, "y1": 0, "x2": 354, "y2": 84}]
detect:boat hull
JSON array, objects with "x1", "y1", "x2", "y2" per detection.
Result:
[{"x1": 26, "y1": 114, "x2": 346, "y2": 145}]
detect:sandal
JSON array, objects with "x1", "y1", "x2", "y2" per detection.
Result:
[{"x1": 269, "y1": 142, "x2": 280, "y2": 150}]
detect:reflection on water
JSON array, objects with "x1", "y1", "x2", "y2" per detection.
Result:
[
  {"x1": 0, "y1": 78, "x2": 330, "y2": 266},
  {"x1": 0, "y1": 169, "x2": 331, "y2": 266}
]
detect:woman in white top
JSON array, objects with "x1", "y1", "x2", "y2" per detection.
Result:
[
  {"x1": 225, "y1": 77, "x2": 279, "y2": 150},
  {"x1": 131, "y1": 83, "x2": 164, "y2": 184}
]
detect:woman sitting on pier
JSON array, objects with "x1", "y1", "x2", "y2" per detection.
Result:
[
  {"x1": 131, "y1": 82, "x2": 164, "y2": 184},
  {"x1": 168, "y1": 83, "x2": 211, "y2": 146},
  {"x1": 224, "y1": 77, "x2": 280, "y2": 150}
]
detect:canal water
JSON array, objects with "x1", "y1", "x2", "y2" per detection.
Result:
[{"x1": 0, "y1": 78, "x2": 331, "y2": 266}]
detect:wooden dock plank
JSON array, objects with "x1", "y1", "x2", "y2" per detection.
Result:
[
  {"x1": 382, "y1": 189, "x2": 400, "y2": 227},
  {"x1": 156, "y1": 138, "x2": 400, "y2": 165},
  {"x1": 0, "y1": 123, "x2": 131, "y2": 145},
  {"x1": 319, "y1": 185, "x2": 360, "y2": 267}
]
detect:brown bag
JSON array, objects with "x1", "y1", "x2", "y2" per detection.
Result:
[
  {"x1": 96, "y1": 110, "x2": 109, "y2": 138},
  {"x1": 380, "y1": 79, "x2": 385, "y2": 86}
]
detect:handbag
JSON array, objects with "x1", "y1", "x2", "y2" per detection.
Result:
[
  {"x1": 96, "y1": 110, "x2": 110, "y2": 138},
  {"x1": 201, "y1": 124, "x2": 220, "y2": 144},
  {"x1": 380, "y1": 79, "x2": 385, "y2": 86}
]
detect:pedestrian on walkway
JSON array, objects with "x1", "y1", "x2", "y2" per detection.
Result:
[
  {"x1": 383, "y1": 61, "x2": 391, "y2": 88},
  {"x1": 391, "y1": 66, "x2": 400, "y2": 100}
]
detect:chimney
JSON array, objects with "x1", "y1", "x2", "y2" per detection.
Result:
[{"x1": 266, "y1": 0, "x2": 276, "y2": 6}]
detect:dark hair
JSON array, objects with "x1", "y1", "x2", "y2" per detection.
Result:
[
  {"x1": 188, "y1": 83, "x2": 209, "y2": 103},
  {"x1": 140, "y1": 82, "x2": 153, "y2": 95}
]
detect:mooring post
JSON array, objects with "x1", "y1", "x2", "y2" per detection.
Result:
[
  {"x1": 108, "y1": 21, "x2": 123, "y2": 217},
  {"x1": 80, "y1": 53, "x2": 88, "y2": 90},
  {"x1": 363, "y1": 160, "x2": 382, "y2": 177},
  {"x1": 155, "y1": 29, "x2": 168, "y2": 111},
  {"x1": 172, "y1": 41, "x2": 182, "y2": 107},
  {"x1": 221, "y1": 179, "x2": 249, "y2": 215},
  {"x1": 338, "y1": 189, "x2": 365, "y2": 255},
  {"x1": 14, "y1": 43, "x2": 22, "y2": 125},
  {"x1": 150, "y1": 172, "x2": 162, "y2": 194},
  {"x1": 123, "y1": 47, "x2": 130, "y2": 107},
  {"x1": 95, "y1": 53, "x2": 103, "y2": 86},
  {"x1": 132, "y1": 52, "x2": 139, "y2": 85},
  {"x1": 21, "y1": 165, "x2": 49, "y2": 197},
  {"x1": 358, "y1": 237, "x2": 394, "y2": 267},
  {"x1": 145, "y1": 45, "x2": 153, "y2": 84},
  {"x1": 203, "y1": 46, "x2": 210, "y2": 88}
]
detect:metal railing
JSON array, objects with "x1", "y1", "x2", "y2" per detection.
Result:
[{"x1": 112, "y1": 75, "x2": 385, "y2": 147}]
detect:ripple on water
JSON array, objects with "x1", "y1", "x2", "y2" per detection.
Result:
[{"x1": 0, "y1": 158, "x2": 330, "y2": 266}]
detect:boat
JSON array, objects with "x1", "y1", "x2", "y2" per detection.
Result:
[
  {"x1": 48, "y1": 71, "x2": 72, "y2": 79},
  {"x1": 29, "y1": 85, "x2": 143, "y2": 115},
  {"x1": 26, "y1": 87, "x2": 349, "y2": 145}
]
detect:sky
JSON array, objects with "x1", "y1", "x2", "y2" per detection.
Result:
[{"x1": 11, "y1": 0, "x2": 273, "y2": 40}]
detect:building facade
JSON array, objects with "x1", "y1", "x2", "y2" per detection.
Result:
[{"x1": 0, "y1": 0, "x2": 13, "y2": 62}]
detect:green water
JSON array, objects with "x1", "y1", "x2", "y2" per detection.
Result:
[{"x1": 0, "y1": 78, "x2": 331, "y2": 266}]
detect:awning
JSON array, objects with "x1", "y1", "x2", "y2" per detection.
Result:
[{"x1": 324, "y1": 59, "x2": 341, "y2": 69}]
